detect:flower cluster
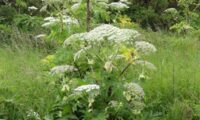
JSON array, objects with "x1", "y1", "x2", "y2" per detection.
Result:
[
  {"x1": 135, "y1": 41, "x2": 157, "y2": 55},
  {"x1": 123, "y1": 82, "x2": 145, "y2": 114},
  {"x1": 64, "y1": 24, "x2": 140, "y2": 45},
  {"x1": 109, "y1": 2, "x2": 129, "y2": 11},
  {"x1": 164, "y1": 8, "x2": 178, "y2": 14},
  {"x1": 50, "y1": 65, "x2": 78, "y2": 75},
  {"x1": 28, "y1": 6, "x2": 38, "y2": 11},
  {"x1": 123, "y1": 82, "x2": 145, "y2": 101},
  {"x1": 74, "y1": 84, "x2": 100, "y2": 92},
  {"x1": 42, "y1": 15, "x2": 78, "y2": 27}
]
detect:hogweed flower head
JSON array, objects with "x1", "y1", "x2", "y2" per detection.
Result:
[
  {"x1": 135, "y1": 41, "x2": 157, "y2": 55},
  {"x1": 123, "y1": 82, "x2": 145, "y2": 101},
  {"x1": 50, "y1": 65, "x2": 78, "y2": 75},
  {"x1": 74, "y1": 84, "x2": 100, "y2": 92},
  {"x1": 64, "y1": 24, "x2": 140, "y2": 44},
  {"x1": 109, "y1": 2, "x2": 129, "y2": 11},
  {"x1": 28, "y1": 6, "x2": 38, "y2": 11},
  {"x1": 42, "y1": 15, "x2": 78, "y2": 27}
]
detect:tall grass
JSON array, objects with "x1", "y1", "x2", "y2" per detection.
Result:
[
  {"x1": 140, "y1": 32, "x2": 200, "y2": 119},
  {"x1": 0, "y1": 29, "x2": 57, "y2": 119}
]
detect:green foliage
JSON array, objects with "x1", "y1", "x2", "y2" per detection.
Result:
[
  {"x1": 0, "y1": 5, "x2": 17, "y2": 23},
  {"x1": 14, "y1": 14, "x2": 43, "y2": 31},
  {"x1": 170, "y1": 21, "x2": 193, "y2": 34},
  {"x1": 0, "y1": 47, "x2": 57, "y2": 119},
  {"x1": 16, "y1": 0, "x2": 27, "y2": 8},
  {"x1": 0, "y1": 98, "x2": 25, "y2": 120}
]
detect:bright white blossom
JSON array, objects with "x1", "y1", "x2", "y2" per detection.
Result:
[
  {"x1": 50, "y1": 65, "x2": 78, "y2": 75},
  {"x1": 74, "y1": 84, "x2": 100, "y2": 92},
  {"x1": 64, "y1": 24, "x2": 140, "y2": 45},
  {"x1": 28, "y1": 6, "x2": 38, "y2": 11},
  {"x1": 164, "y1": 8, "x2": 178, "y2": 14},
  {"x1": 109, "y1": 2, "x2": 129, "y2": 11},
  {"x1": 135, "y1": 60, "x2": 157, "y2": 70},
  {"x1": 135, "y1": 41, "x2": 157, "y2": 55},
  {"x1": 44, "y1": 17, "x2": 56, "y2": 21},
  {"x1": 62, "y1": 15, "x2": 79, "y2": 25},
  {"x1": 42, "y1": 15, "x2": 78, "y2": 27}
]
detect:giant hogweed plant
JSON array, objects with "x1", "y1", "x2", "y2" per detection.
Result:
[{"x1": 44, "y1": 24, "x2": 156, "y2": 120}]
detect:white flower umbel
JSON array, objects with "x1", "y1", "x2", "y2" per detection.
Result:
[
  {"x1": 28, "y1": 6, "x2": 38, "y2": 11},
  {"x1": 63, "y1": 24, "x2": 140, "y2": 45},
  {"x1": 164, "y1": 8, "x2": 178, "y2": 14},
  {"x1": 135, "y1": 41, "x2": 157, "y2": 55},
  {"x1": 50, "y1": 65, "x2": 78, "y2": 75},
  {"x1": 84, "y1": 24, "x2": 140, "y2": 43},
  {"x1": 42, "y1": 16, "x2": 78, "y2": 27},
  {"x1": 124, "y1": 82, "x2": 145, "y2": 101},
  {"x1": 109, "y1": 2, "x2": 129, "y2": 11},
  {"x1": 135, "y1": 60, "x2": 157, "y2": 70},
  {"x1": 44, "y1": 17, "x2": 56, "y2": 21},
  {"x1": 62, "y1": 15, "x2": 79, "y2": 25},
  {"x1": 74, "y1": 84, "x2": 100, "y2": 92}
]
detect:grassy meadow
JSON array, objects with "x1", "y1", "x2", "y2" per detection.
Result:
[
  {"x1": 0, "y1": 47, "x2": 56, "y2": 118},
  {"x1": 0, "y1": 31, "x2": 200, "y2": 119}
]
